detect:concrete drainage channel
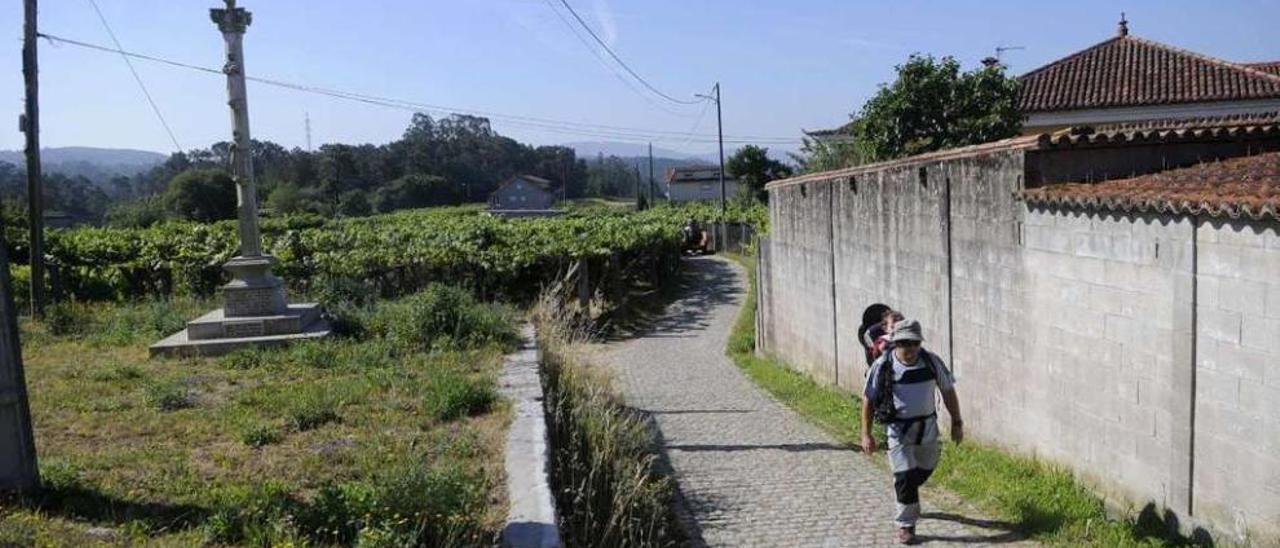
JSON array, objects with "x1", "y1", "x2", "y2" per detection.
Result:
[{"x1": 499, "y1": 323, "x2": 562, "y2": 548}]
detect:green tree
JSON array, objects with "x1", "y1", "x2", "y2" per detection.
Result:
[
  {"x1": 804, "y1": 55, "x2": 1021, "y2": 170},
  {"x1": 164, "y1": 168, "x2": 237, "y2": 222},
  {"x1": 726, "y1": 145, "x2": 793, "y2": 202},
  {"x1": 105, "y1": 196, "x2": 168, "y2": 228}
]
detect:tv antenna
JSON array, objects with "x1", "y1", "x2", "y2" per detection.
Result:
[{"x1": 995, "y1": 45, "x2": 1025, "y2": 60}]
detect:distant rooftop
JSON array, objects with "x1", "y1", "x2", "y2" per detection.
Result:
[{"x1": 666, "y1": 166, "x2": 732, "y2": 184}]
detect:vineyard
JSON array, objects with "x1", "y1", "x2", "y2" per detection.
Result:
[{"x1": 11, "y1": 202, "x2": 765, "y2": 307}]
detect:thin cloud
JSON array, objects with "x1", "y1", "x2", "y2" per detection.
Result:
[{"x1": 591, "y1": 0, "x2": 619, "y2": 48}]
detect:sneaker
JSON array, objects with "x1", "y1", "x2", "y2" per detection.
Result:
[{"x1": 896, "y1": 526, "x2": 916, "y2": 545}]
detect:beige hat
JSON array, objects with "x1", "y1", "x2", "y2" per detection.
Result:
[{"x1": 890, "y1": 319, "x2": 924, "y2": 343}]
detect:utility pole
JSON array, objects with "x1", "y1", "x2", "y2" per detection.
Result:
[
  {"x1": 304, "y1": 112, "x2": 312, "y2": 152},
  {"x1": 3, "y1": 0, "x2": 40, "y2": 484},
  {"x1": 0, "y1": 197, "x2": 39, "y2": 492},
  {"x1": 696, "y1": 82, "x2": 726, "y2": 214},
  {"x1": 21, "y1": 0, "x2": 45, "y2": 318},
  {"x1": 634, "y1": 163, "x2": 642, "y2": 209},
  {"x1": 648, "y1": 142, "x2": 654, "y2": 203}
]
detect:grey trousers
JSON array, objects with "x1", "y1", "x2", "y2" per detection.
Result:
[{"x1": 887, "y1": 417, "x2": 941, "y2": 528}]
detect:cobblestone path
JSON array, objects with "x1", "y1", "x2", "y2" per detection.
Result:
[{"x1": 593, "y1": 256, "x2": 1034, "y2": 547}]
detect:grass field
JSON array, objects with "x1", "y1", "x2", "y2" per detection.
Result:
[
  {"x1": 0, "y1": 287, "x2": 516, "y2": 547},
  {"x1": 724, "y1": 253, "x2": 1208, "y2": 547}
]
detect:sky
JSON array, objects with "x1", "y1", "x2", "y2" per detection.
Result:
[{"x1": 1, "y1": 0, "x2": 1278, "y2": 158}]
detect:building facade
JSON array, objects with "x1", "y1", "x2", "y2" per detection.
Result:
[
  {"x1": 488, "y1": 175, "x2": 557, "y2": 213},
  {"x1": 665, "y1": 166, "x2": 739, "y2": 202}
]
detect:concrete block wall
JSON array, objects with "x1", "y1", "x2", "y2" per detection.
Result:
[
  {"x1": 761, "y1": 181, "x2": 838, "y2": 384},
  {"x1": 761, "y1": 145, "x2": 1280, "y2": 544},
  {"x1": 1192, "y1": 219, "x2": 1280, "y2": 543},
  {"x1": 830, "y1": 165, "x2": 950, "y2": 389},
  {"x1": 1019, "y1": 209, "x2": 1196, "y2": 519}
]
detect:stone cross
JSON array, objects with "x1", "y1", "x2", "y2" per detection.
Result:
[{"x1": 211, "y1": 0, "x2": 286, "y2": 317}]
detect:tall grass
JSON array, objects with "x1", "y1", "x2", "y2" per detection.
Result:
[{"x1": 533, "y1": 300, "x2": 683, "y2": 547}]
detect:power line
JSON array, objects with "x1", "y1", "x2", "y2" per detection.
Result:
[
  {"x1": 675, "y1": 97, "x2": 713, "y2": 149},
  {"x1": 37, "y1": 33, "x2": 801, "y2": 146},
  {"x1": 540, "y1": 0, "x2": 694, "y2": 117},
  {"x1": 86, "y1": 0, "x2": 183, "y2": 152},
  {"x1": 554, "y1": 0, "x2": 703, "y2": 106}
]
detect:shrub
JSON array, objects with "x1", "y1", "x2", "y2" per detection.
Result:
[
  {"x1": 422, "y1": 368, "x2": 496, "y2": 422},
  {"x1": 43, "y1": 301, "x2": 89, "y2": 336},
  {"x1": 284, "y1": 387, "x2": 340, "y2": 431},
  {"x1": 285, "y1": 341, "x2": 340, "y2": 370},
  {"x1": 368, "y1": 284, "x2": 517, "y2": 352},
  {"x1": 239, "y1": 423, "x2": 283, "y2": 448},
  {"x1": 87, "y1": 299, "x2": 191, "y2": 346},
  {"x1": 294, "y1": 463, "x2": 488, "y2": 546},
  {"x1": 218, "y1": 348, "x2": 267, "y2": 370},
  {"x1": 89, "y1": 363, "x2": 146, "y2": 383},
  {"x1": 144, "y1": 380, "x2": 192, "y2": 411}
]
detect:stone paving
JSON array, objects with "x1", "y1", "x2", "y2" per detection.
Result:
[{"x1": 591, "y1": 256, "x2": 1036, "y2": 547}]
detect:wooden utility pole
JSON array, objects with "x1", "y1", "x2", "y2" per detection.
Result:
[
  {"x1": 21, "y1": 0, "x2": 45, "y2": 318},
  {"x1": 696, "y1": 83, "x2": 726, "y2": 214},
  {"x1": 714, "y1": 82, "x2": 725, "y2": 214},
  {"x1": 0, "y1": 201, "x2": 39, "y2": 492},
  {"x1": 648, "y1": 142, "x2": 655, "y2": 202}
]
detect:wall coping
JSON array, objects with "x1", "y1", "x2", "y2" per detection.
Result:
[{"x1": 499, "y1": 323, "x2": 562, "y2": 548}]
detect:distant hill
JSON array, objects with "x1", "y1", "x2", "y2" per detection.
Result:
[
  {"x1": 0, "y1": 147, "x2": 167, "y2": 181},
  {"x1": 565, "y1": 141, "x2": 710, "y2": 160}
]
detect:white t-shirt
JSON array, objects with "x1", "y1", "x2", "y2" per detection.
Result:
[{"x1": 863, "y1": 350, "x2": 955, "y2": 419}]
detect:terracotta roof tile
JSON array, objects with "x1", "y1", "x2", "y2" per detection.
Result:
[
  {"x1": 1022, "y1": 151, "x2": 1280, "y2": 221},
  {"x1": 1245, "y1": 61, "x2": 1280, "y2": 77},
  {"x1": 1019, "y1": 35, "x2": 1280, "y2": 112}
]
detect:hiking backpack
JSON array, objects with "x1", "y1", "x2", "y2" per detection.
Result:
[{"x1": 869, "y1": 351, "x2": 943, "y2": 425}]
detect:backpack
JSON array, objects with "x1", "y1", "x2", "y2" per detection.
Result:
[{"x1": 869, "y1": 351, "x2": 943, "y2": 425}]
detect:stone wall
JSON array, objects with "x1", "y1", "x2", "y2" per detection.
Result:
[{"x1": 759, "y1": 146, "x2": 1280, "y2": 544}]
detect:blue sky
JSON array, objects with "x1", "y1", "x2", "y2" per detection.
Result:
[{"x1": 1, "y1": 0, "x2": 1277, "y2": 157}]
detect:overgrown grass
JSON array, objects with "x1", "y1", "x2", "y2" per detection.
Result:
[
  {"x1": 533, "y1": 301, "x2": 683, "y2": 547},
  {"x1": 1, "y1": 287, "x2": 513, "y2": 546},
  {"x1": 723, "y1": 253, "x2": 1207, "y2": 547}
]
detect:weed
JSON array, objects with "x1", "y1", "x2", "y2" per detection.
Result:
[
  {"x1": 144, "y1": 380, "x2": 192, "y2": 411},
  {"x1": 369, "y1": 284, "x2": 518, "y2": 352},
  {"x1": 422, "y1": 368, "x2": 496, "y2": 422},
  {"x1": 239, "y1": 423, "x2": 283, "y2": 448},
  {"x1": 218, "y1": 348, "x2": 267, "y2": 370},
  {"x1": 43, "y1": 301, "x2": 89, "y2": 336},
  {"x1": 88, "y1": 363, "x2": 146, "y2": 383},
  {"x1": 285, "y1": 387, "x2": 340, "y2": 431},
  {"x1": 534, "y1": 300, "x2": 683, "y2": 547}
]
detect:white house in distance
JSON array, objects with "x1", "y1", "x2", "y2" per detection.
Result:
[
  {"x1": 488, "y1": 174, "x2": 560, "y2": 217},
  {"x1": 665, "y1": 166, "x2": 738, "y2": 203}
]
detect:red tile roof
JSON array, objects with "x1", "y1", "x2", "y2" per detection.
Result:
[
  {"x1": 1019, "y1": 34, "x2": 1280, "y2": 113},
  {"x1": 1022, "y1": 151, "x2": 1280, "y2": 221},
  {"x1": 1245, "y1": 62, "x2": 1280, "y2": 77}
]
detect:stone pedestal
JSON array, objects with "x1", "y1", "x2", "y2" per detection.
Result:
[
  {"x1": 149, "y1": 255, "x2": 330, "y2": 358},
  {"x1": 222, "y1": 255, "x2": 287, "y2": 317}
]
